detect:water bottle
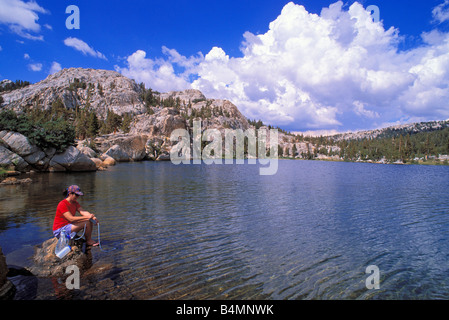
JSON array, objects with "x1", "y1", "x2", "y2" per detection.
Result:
[{"x1": 55, "y1": 229, "x2": 71, "y2": 259}]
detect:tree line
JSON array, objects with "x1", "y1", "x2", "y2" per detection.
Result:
[
  {"x1": 0, "y1": 80, "x2": 31, "y2": 93},
  {"x1": 332, "y1": 128, "x2": 449, "y2": 162},
  {"x1": 0, "y1": 99, "x2": 133, "y2": 152},
  {"x1": 292, "y1": 128, "x2": 449, "y2": 163}
]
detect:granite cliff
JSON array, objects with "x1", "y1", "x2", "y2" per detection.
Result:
[{"x1": 1, "y1": 68, "x2": 146, "y2": 119}]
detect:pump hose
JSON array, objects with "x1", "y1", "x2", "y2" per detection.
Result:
[
  {"x1": 95, "y1": 222, "x2": 116, "y2": 252},
  {"x1": 72, "y1": 221, "x2": 116, "y2": 252}
]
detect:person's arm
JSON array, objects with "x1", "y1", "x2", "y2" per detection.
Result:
[
  {"x1": 62, "y1": 211, "x2": 92, "y2": 223},
  {"x1": 79, "y1": 207, "x2": 99, "y2": 223}
]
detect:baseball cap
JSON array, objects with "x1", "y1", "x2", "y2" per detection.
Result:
[{"x1": 67, "y1": 185, "x2": 84, "y2": 196}]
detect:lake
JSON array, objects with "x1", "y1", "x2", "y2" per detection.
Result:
[{"x1": 1, "y1": 160, "x2": 449, "y2": 299}]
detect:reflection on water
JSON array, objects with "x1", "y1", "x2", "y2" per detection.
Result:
[{"x1": 1, "y1": 160, "x2": 449, "y2": 299}]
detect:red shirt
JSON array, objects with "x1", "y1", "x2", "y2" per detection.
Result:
[{"x1": 53, "y1": 199, "x2": 81, "y2": 231}]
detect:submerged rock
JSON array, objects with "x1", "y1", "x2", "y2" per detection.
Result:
[
  {"x1": 0, "y1": 246, "x2": 16, "y2": 300},
  {"x1": 0, "y1": 279, "x2": 15, "y2": 300},
  {"x1": 0, "y1": 177, "x2": 32, "y2": 186},
  {"x1": 6, "y1": 266, "x2": 38, "y2": 300}
]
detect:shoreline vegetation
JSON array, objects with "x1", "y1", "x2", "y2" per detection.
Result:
[{"x1": 278, "y1": 156, "x2": 449, "y2": 166}]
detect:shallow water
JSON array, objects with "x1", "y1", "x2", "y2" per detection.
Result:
[{"x1": 1, "y1": 160, "x2": 449, "y2": 299}]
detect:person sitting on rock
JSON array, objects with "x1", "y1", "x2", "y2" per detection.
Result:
[{"x1": 52, "y1": 185, "x2": 99, "y2": 247}]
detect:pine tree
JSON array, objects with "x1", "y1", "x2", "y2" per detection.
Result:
[
  {"x1": 97, "y1": 83, "x2": 104, "y2": 97},
  {"x1": 86, "y1": 111, "x2": 100, "y2": 138},
  {"x1": 292, "y1": 144, "x2": 297, "y2": 158},
  {"x1": 121, "y1": 113, "x2": 133, "y2": 134},
  {"x1": 102, "y1": 109, "x2": 122, "y2": 134},
  {"x1": 278, "y1": 145, "x2": 284, "y2": 158},
  {"x1": 75, "y1": 109, "x2": 88, "y2": 139}
]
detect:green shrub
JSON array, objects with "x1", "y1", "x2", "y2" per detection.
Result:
[
  {"x1": 0, "y1": 165, "x2": 8, "y2": 180},
  {"x1": 0, "y1": 109, "x2": 75, "y2": 152}
]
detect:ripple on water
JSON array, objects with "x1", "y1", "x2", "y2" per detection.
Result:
[{"x1": 2, "y1": 161, "x2": 449, "y2": 299}]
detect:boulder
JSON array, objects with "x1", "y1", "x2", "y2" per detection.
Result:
[
  {"x1": 49, "y1": 146, "x2": 97, "y2": 172},
  {"x1": 104, "y1": 144, "x2": 130, "y2": 162},
  {"x1": 0, "y1": 246, "x2": 16, "y2": 300},
  {"x1": 78, "y1": 146, "x2": 97, "y2": 158},
  {"x1": 102, "y1": 156, "x2": 116, "y2": 166},
  {"x1": 0, "y1": 145, "x2": 30, "y2": 172},
  {"x1": 44, "y1": 147, "x2": 56, "y2": 158},
  {"x1": 125, "y1": 135, "x2": 148, "y2": 161},
  {"x1": 23, "y1": 150, "x2": 46, "y2": 165},
  {"x1": 0, "y1": 131, "x2": 39, "y2": 157},
  {"x1": 28, "y1": 238, "x2": 89, "y2": 278},
  {"x1": 0, "y1": 247, "x2": 9, "y2": 288},
  {"x1": 145, "y1": 137, "x2": 165, "y2": 161},
  {"x1": 90, "y1": 157, "x2": 104, "y2": 169},
  {"x1": 159, "y1": 113, "x2": 186, "y2": 136},
  {"x1": 156, "y1": 153, "x2": 171, "y2": 161},
  {"x1": 103, "y1": 135, "x2": 148, "y2": 162}
]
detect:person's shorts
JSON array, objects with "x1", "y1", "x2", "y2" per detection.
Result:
[{"x1": 53, "y1": 224, "x2": 73, "y2": 239}]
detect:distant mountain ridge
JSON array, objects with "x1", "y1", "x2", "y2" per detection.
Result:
[{"x1": 331, "y1": 120, "x2": 449, "y2": 141}]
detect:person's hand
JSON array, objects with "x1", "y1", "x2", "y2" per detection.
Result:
[{"x1": 90, "y1": 213, "x2": 99, "y2": 224}]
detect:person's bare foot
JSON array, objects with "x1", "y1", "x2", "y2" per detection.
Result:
[{"x1": 86, "y1": 240, "x2": 99, "y2": 247}]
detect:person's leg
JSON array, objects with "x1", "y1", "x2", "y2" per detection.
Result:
[
  {"x1": 71, "y1": 221, "x2": 98, "y2": 246},
  {"x1": 54, "y1": 224, "x2": 73, "y2": 239}
]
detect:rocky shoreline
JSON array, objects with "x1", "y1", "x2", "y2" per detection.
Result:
[
  {"x1": 0, "y1": 129, "x2": 175, "y2": 179},
  {"x1": 2, "y1": 127, "x2": 449, "y2": 186}
]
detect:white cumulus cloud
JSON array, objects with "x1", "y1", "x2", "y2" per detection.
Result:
[
  {"x1": 117, "y1": 1, "x2": 449, "y2": 132},
  {"x1": 191, "y1": 1, "x2": 412, "y2": 129},
  {"x1": 28, "y1": 62, "x2": 42, "y2": 71},
  {"x1": 49, "y1": 61, "x2": 62, "y2": 74},
  {"x1": 115, "y1": 48, "x2": 201, "y2": 92},
  {"x1": 64, "y1": 37, "x2": 107, "y2": 60},
  {"x1": 0, "y1": 0, "x2": 48, "y2": 40},
  {"x1": 433, "y1": 0, "x2": 449, "y2": 24}
]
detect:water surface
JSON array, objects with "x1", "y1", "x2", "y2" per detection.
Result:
[{"x1": 1, "y1": 160, "x2": 449, "y2": 299}]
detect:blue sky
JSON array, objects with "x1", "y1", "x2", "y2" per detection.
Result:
[{"x1": 1, "y1": 0, "x2": 449, "y2": 133}]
